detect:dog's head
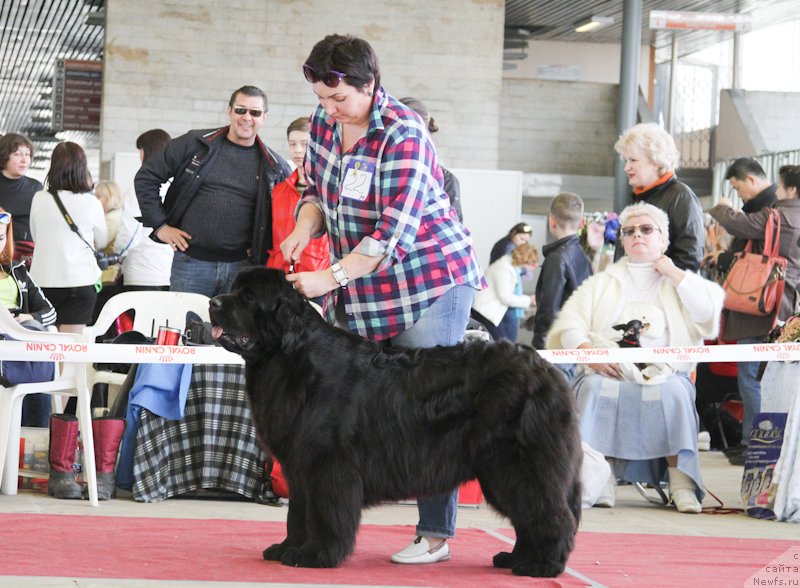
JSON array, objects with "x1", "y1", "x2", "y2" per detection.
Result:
[
  {"x1": 209, "y1": 267, "x2": 307, "y2": 359},
  {"x1": 612, "y1": 319, "x2": 650, "y2": 346}
]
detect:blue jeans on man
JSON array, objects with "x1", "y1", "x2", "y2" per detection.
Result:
[
  {"x1": 170, "y1": 251, "x2": 253, "y2": 297},
  {"x1": 737, "y1": 336, "x2": 763, "y2": 444}
]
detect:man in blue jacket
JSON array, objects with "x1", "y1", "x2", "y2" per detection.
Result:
[{"x1": 134, "y1": 85, "x2": 291, "y2": 296}]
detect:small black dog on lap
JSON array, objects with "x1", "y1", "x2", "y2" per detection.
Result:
[{"x1": 209, "y1": 267, "x2": 582, "y2": 578}]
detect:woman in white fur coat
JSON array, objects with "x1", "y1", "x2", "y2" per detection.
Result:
[{"x1": 547, "y1": 202, "x2": 724, "y2": 514}]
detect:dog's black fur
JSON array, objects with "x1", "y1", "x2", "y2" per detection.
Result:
[{"x1": 209, "y1": 267, "x2": 582, "y2": 577}]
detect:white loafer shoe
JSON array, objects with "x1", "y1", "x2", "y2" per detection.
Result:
[
  {"x1": 671, "y1": 488, "x2": 702, "y2": 514},
  {"x1": 391, "y1": 536, "x2": 451, "y2": 564}
]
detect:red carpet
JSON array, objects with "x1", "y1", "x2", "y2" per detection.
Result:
[{"x1": 1, "y1": 514, "x2": 796, "y2": 587}]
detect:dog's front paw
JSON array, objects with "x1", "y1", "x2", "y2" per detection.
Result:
[
  {"x1": 263, "y1": 542, "x2": 287, "y2": 561},
  {"x1": 493, "y1": 551, "x2": 514, "y2": 569},
  {"x1": 281, "y1": 547, "x2": 331, "y2": 568}
]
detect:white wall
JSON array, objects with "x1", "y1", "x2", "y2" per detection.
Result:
[
  {"x1": 500, "y1": 79, "x2": 619, "y2": 176},
  {"x1": 102, "y1": 0, "x2": 505, "y2": 172},
  {"x1": 452, "y1": 168, "x2": 522, "y2": 272},
  {"x1": 504, "y1": 39, "x2": 651, "y2": 100}
]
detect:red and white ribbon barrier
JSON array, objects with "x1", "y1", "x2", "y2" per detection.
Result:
[
  {"x1": 539, "y1": 343, "x2": 800, "y2": 364},
  {"x1": 1, "y1": 340, "x2": 799, "y2": 365},
  {"x1": 0, "y1": 340, "x2": 244, "y2": 365}
]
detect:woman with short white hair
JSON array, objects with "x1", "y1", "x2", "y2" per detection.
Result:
[{"x1": 547, "y1": 202, "x2": 725, "y2": 514}]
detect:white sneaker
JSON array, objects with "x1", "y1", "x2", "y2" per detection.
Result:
[
  {"x1": 391, "y1": 536, "x2": 451, "y2": 564},
  {"x1": 671, "y1": 488, "x2": 702, "y2": 514},
  {"x1": 595, "y1": 475, "x2": 616, "y2": 508},
  {"x1": 698, "y1": 431, "x2": 711, "y2": 451}
]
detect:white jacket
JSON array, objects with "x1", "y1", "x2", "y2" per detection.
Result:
[
  {"x1": 114, "y1": 184, "x2": 173, "y2": 286},
  {"x1": 546, "y1": 258, "x2": 724, "y2": 373},
  {"x1": 30, "y1": 189, "x2": 108, "y2": 288},
  {"x1": 472, "y1": 254, "x2": 531, "y2": 326}
]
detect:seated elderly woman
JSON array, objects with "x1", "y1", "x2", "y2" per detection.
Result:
[{"x1": 546, "y1": 202, "x2": 724, "y2": 514}]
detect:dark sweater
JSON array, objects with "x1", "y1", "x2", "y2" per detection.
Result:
[
  {"x1": 0, "y1": 174, "x2": 43, "y2": 242},
  {"x1": 180, "y1": 139, "x2": 260, "y2": 261}
]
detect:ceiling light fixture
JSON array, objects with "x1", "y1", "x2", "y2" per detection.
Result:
[{"x1": 574, "y1": 15, "x2": 614, "y2": 33}]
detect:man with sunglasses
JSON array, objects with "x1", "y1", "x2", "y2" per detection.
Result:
[{"x1": 134, "y1": 85, "x2": 291, "y2": 296}]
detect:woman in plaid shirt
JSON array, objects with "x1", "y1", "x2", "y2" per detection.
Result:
[{"x1": 282, "y1": 34, "x2": 484, "y2": 565}]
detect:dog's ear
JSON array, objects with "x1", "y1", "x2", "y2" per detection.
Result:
[
  {"x1": 273, "y1": 287, "x2": 306, "y2": 355},
  {"x1": 612, "y1": 323, "x2": 625, "y2": 332}
]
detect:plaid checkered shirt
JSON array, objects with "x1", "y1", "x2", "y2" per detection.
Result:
[{"x1": 302, "y1": 87, "x2": 484, "y2": 340}]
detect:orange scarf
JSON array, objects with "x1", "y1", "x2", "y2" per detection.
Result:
[{"x1": 633, "y1": 171, "x2": 674, "y2": 196}]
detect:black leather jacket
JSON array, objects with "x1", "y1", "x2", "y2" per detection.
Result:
[
  {"x1": 532, "y1": 234, "x2": 592, "y2": 349},
  {"x1": 134, "y1": 127, "x2": 291, "y2": 265},
  {"x1": 615, "y1": 175, "x2": 705, "y2": 272}
]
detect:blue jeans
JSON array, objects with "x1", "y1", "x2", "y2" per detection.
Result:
[
  {"x1": 391, "y1": 285, "x2": 475, "y2": 538},
  {"x1": 170, "y1": 252, "x2": 253, "y2": 297},
  {"x1": 737, "y1": 336, "x2": 763, "y2": 443},
  {"x1": 496, "y1": 309, "x2": 520, "y2": 342}
]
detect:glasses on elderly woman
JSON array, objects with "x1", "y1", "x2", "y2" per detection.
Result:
[
  {"x1": 302, "y1": 63, "x2": 347, "y2": 88},
  {"x1": 621, "y1": 223, "x2": 661, "y2": 238},
  {"x1": 0, "y1": 212, "x2": 11, "y2": 225}
]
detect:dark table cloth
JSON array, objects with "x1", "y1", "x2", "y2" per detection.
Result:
[{"x1": 131, "y1": 363, "x2": 268, "y2": 502}]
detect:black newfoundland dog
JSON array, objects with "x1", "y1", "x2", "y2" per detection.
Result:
[{"x1": 209, "y1": 267, "x2": 582, "y2": 577}]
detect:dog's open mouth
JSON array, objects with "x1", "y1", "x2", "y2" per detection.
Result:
[{"x1": 211, "y1": 324, "x2": 253, "y2": 351}]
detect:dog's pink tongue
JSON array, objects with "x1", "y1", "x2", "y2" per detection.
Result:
[{"x1": 212, "y1": 326, "x2": 224, "y2": 339}]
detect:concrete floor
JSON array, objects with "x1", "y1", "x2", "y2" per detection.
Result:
[{"x1": 1, "y1": 449, "x2": 796, "y2": 587}]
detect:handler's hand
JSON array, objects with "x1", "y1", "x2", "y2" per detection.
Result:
[
  {"x1": 281, "y1": 228, "x2": 311, "y2": 266},
  {"x1": 285, "y1": 269, "x2": 338, "y2": 299},
  {"x1": 156, "y1": 224, "x2": 191, "y2": 252}
]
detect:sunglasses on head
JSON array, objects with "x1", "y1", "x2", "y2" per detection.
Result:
[
  {"x1": 621, "y1": 223, "x2": 660, "y2": 238},
  {"x1": 232, "y1": 106, "x2": 264, "y2": 117},
  {"x1": 0, "y1": 212, "x2": 11, "y2": 225},
  {"x1": 302, "y1": 63, "x2": 347, "y2": 88}
]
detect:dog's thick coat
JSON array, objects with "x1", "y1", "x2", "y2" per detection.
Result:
[{"x1": 209, "y1": 268, "x2": 582, "y2": 577}]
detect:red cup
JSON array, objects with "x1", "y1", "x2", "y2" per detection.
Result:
[{"x1": 156, "y1": 326, "x2": 182, "y2": 346}]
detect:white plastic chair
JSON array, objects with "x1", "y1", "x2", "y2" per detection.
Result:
[
  {"x1": 83, "y1": 291, "x2": 211, "y2": 406},
  {"x1": 0, "y1": 305, "x2": 99, "y2": 506}
]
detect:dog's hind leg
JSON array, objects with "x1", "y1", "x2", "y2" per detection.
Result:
[{"x1": 479, "y1": 454, "x2": 579, "y2": 577}]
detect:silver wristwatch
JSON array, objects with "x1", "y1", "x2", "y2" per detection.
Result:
[{"x1": 331, "y1": 262, "x2": 349, "y2": 287}]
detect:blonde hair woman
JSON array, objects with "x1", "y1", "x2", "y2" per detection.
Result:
[
  {"x1": 614, "y1": 123, "x2": 705, "y2": 272},
  {"x1": 93, "y1": 180, "x2": 125, "y2": 284}
]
